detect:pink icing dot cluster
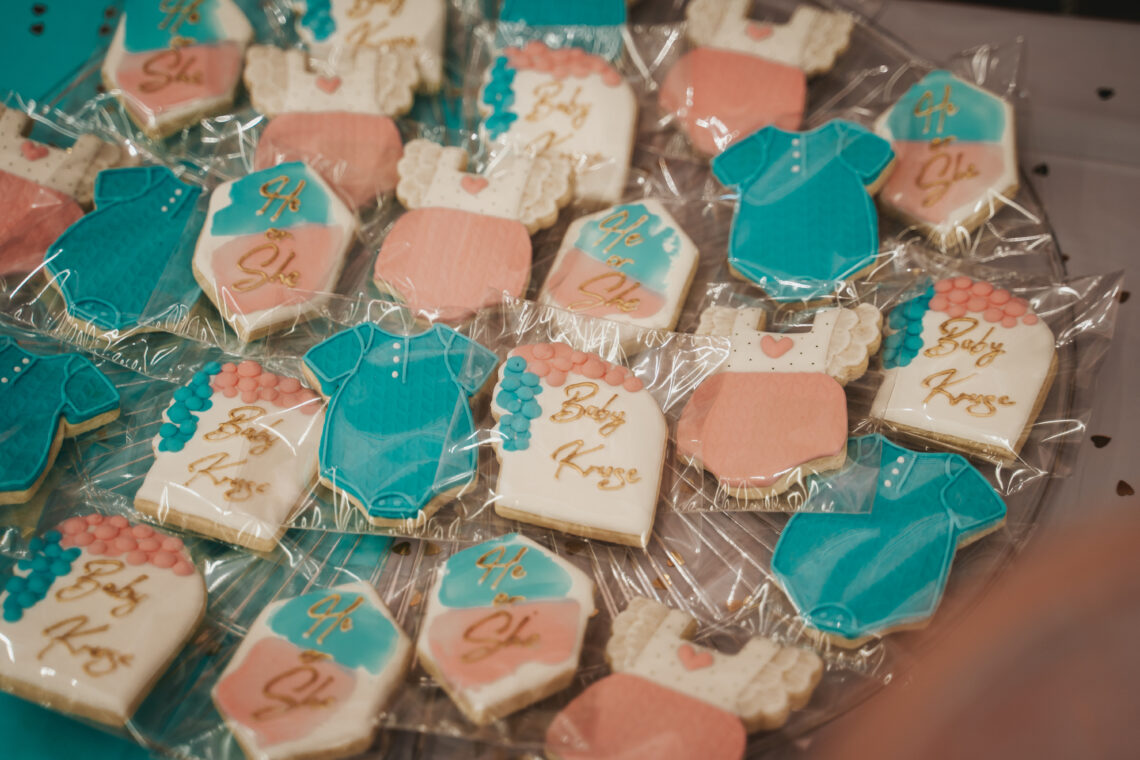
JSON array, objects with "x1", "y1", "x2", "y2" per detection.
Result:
[
  {"x1": 211, "y1": 360, "x2": 321, "y2": 413},
  {"x1": 513, "y1": 343, "x2": 644, "y2": 392},
  {"x1": 929, "y1": 277, "x2": 1039, "y2": 328},
  {"x1": 503, "y1": 41, "x2": 623, "y2": 87},
  {"x1": 57, "y1": 514, "x2": 196, "y2": 576}
]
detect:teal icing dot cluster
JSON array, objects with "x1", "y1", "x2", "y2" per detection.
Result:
[
  {"x1": 300, "y1": 0, "x2": 336, "y2": 41},
  {"x1": 482, "y1": 56, "x2": 518, "y2": 140},
  {"x1": 497, "y1": 356, "x2": 544, "y2": 452},
  {"x1": 158, "y1": 361, "x2": 222, "y2": 453},
  {"x1": 882, "y1": 287, "x2": 935, "y2": 369},
  {"x1": 3, "y1": 531, "x2": 81, "y2": 623}
]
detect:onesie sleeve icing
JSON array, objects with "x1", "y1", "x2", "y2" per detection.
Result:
[
  {"x1": 711, "y1": 128, "x2": 773, "y2": 189},
  {"x1": 92, "y1": 166, "x2": 154, "y2": 206},
  {"x1": 61, "y1": 356, "x2": 120, "y2": 424},
  {"x1": 440, "y1": 328, "x2": 498, "y2": 395},
  {"x1": 940, "y1": 456, "x2": 1007, "y2": 537},
  {"x1": 303, "y1": 323, "x2": 369, "y2": 395},
  {"x1": 837, "y1": 126, "x2": 895, "y2": 185}
]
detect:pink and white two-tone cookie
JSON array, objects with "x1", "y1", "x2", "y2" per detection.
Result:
[
  {"x1": 374, "y1": 139, "x2": 572, "y2": 323},
  {"x1": 491, "y1": 344, "x2": 667, "y2": 547},
  {"x1": 134, "y1": 360, "x2": 324, "y2": 552},
  {"x1": 0, "y1": 514, "x2": 205, "y2": 726},
  {"x1": 546, "y1": 597, "x2": 822, "y2": 760},
  {"x1": 677, "y1": 304, "x2": 881, "y2": 499}
]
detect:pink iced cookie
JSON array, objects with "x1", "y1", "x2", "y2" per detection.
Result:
[
  {"x1": 373, "y1": 207, "x2": 531, "y2": 323},
  {"x1": 660, "y1": 48, "x2": 805, "y2": 156},
  {"x1": 0, "y1": 174, "x2": 82, "y2": 276},
  {"x1": 546, "y1": 673, "x2": 747, "y2": 760},
  {"x1": 255, "y1": 112, "x2": 404, "y2": 209}
]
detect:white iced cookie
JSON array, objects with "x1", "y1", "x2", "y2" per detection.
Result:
[
  {"x1": 374, "y1": 139, "x2": 572, "y2": 322},
  {"x1": 479, "y1": 41, "x2": 636, "y2": 203},
  {"x1": 606, "y1": 597, "x2": 823, "y2": 731},
  {"x1": 293, "y1": 0, "x2": 446, "y2": 92},
  {"x1": 0, "y1": 514, "x2": 205, "y2": 726},
  {"x1": 192, "y1": 161, "x2": 356, "y2": 343},
  {"x1": 686, "y1": 0, "x2": 854, "y2": 75},
  {"x1": 213, "y1": 582, "x2": 411, "y2": 760},
  {"x1": 134, "y1": 360, "x2": 324, "y2": 552},
  {"x1": 244, "y1": 45, "x2": 419, "y2": 118},
  {"x1": 873, "y1": 276, "x2": 1056, "y2": 462},
  {"x1": 416, "y1": 534, "x2": 594, "y2": 725},
  {"x1": 677, "y1": 305, "x2": 882, "y2": 499},
  {"x1": 491, "y1": 343, "x2": 667, "y2": 547},
  {"x1": 539, "y1": 200, "x2": 700, "y2": 339},
  {"x1": 101, "y1": 0, "x2": 253, "y2": 138}
]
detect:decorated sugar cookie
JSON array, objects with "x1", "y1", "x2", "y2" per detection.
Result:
[
  {"x1": 293, "y1": 0, "x2": 446, "y2": 92},
  {"x1": 546, "y1": 596, "x2": 822, "y2": 760},
  {"x1": 871, "y1": 277, "x2": 1056, "y2": 462},
  {"x1": 193, "y1": 162, "x2": 356, "y2": 343},
  {"x1": 101, "y1": 0, "x2": 253, "y2": 139},
  {"x1": 0, "y1": 106, "x2": 134, "y2": 276},
  {"x1": 479, "y1": 41, "x2": 636, "y2": 203},
  {"x1": 374, "y1": 139, "x2": 572, "y2": 323},
  {"x1": 134, "y1": 361, "x2": 324, "y2": 552},
  {"x1": 244, "y1": 46, "x2": 419, "y2": 119},
  {"x1": 771, "y1": 434, "x2": 1007, "y2": 646},
  {"x1": 254, "y1": 112, "x2": 404, "y2": 209},
  {"x1": 712, "y1": 120, "x2": 895, "y2": 302},
  {"x1": 417, "y1": 534, "x2": 594, "y2": 725},
  {"x1": 661, "y1": 1, "x2": 854, "y2": 155},
  {"x1": 213, "y1": 582, "x2": 411, "y2": 760},
  {"x1": 677, "y1": 305, "x2": 881, "y2": 499},
  {"x1": 302, "y1": 322, "x2": 498, "y2": 526},
  {"x1": 491, "y1": 343, "x2": 667, "y2": 547},
  {"x1": 0, "y1": 515, "x2": 205, "y2": 725},
  {"x1": 0, "y1": 339, "x2": 120, "y2": 505},
  {"x1": 539, "y1": 200, "x2": 700, "y2": 337},
  {"x1": 874, "y1": 70, "x2": 1018, "y2": 243},
  {"x1": 44, "y1": 166, "x2": 202, "y2": 336}
]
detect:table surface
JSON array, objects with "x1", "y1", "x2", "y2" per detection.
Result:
[{"x1": 1, "y1": 1, "x2": 1136, "y2": 758}]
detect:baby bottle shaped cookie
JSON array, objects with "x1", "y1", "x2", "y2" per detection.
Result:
[
  {"x1": 661, "y1": 1, "x2": 854, "y2": 155},
  {"x1": 871, "y1": 277, "x2": 1056, "y2": 462},
  {"x1": 479, "y1": 41, "x2": 636, "y2": 203},
  {"x1": 374, "y1": 139, "x2": 572, "y2": 323},
  {"x1": 677, "y1": 304, "x2": 881, "y2": 499}
]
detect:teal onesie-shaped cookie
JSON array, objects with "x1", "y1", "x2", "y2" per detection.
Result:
[
  {"x1": 303, "y1": 322, "x2": 498, "y2": 522},
  {"x1": 770, "y1": 434, "x2": 1006, "y2": 644},
  {"x1": 0, "y1": 337, "x2": 120, "y2": 503},
  {"x1": 44, "y1": 166, "x2": 202, "y2": 333},
  {"x1": 712, "y1": 120, "x2": 894, "y2": 302}
]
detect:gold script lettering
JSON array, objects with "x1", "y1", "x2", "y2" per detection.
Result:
[
  {"x1": 551, "y1": 439, "x2": 641, "y2": 491},
  {"x1": 38, "y1": 615, "x2": 133, "y2": 677},
  {"x1": 257, "y1": 176, "x2": 306, "y2": 222},
  {"x1": 460, "y1": 610, "x2": 539, "y2": 663},
  {"x1": 921, "y1": 368, "x2": 1016, "y2": 417}
]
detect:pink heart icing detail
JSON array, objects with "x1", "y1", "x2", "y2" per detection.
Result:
[
  {"x1": 677, "y1": 644, "x2": 714, "y2": 671},
  {"x1": 315, "y1": 76, "x2": 342, "y2": 94},
  {"x1": 746, "y1": 23, "x2": 773, "y2": 41},
  {"x1": 460, "y1": 176, "x2": 490, "y2": 195},
  {"x1": 21, "y1": 141, "x2": 49, "y2": 161},
  {"x1": 760, "y1": 335, "x2": 794, "y2": 358}
]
